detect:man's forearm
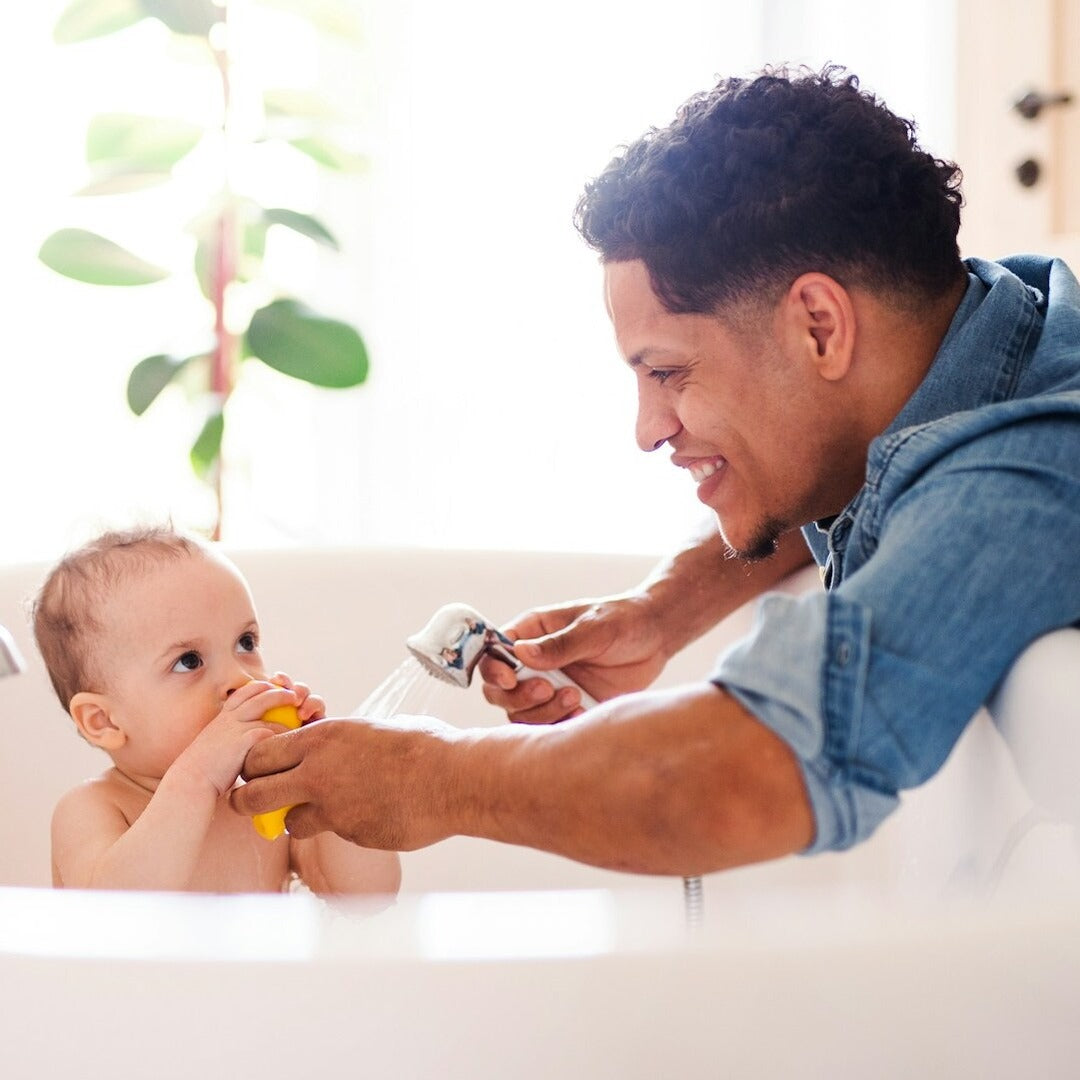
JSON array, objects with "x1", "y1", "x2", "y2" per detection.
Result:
[
  {"x1": 449, "y1": 684, "x2": 814, "y2": 876},
  {"x1": 639, "y1": 523, "x2": 813, "y2": 661}
]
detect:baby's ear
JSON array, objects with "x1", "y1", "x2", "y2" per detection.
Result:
[{"x1": 69, "y1": 693, "x2": 126, "y2": 751}]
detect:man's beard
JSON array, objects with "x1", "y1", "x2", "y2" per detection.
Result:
[{"x1": 720, "y1": 516, "x2": 785, "y2": 563}]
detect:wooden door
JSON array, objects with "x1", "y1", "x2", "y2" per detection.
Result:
[{"x1": 955, "y1": 0, "x2": 1080, "y2": 266}]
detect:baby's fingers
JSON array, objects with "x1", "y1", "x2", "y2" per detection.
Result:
[
  {"x1": 298, "y1": 690, "x2": 325, "y2": 722},
  {"x1": 272, "y1": 674, "x2": 323, "y2": 721},
  {"x1": 229, "y1": 681, "x2": 298, "y2": 722},
  {"x1": 225, "y1": 679, "x2": 278, "y2": 710}
]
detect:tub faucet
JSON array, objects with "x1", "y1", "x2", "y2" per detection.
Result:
[{"x1": 0, "y1": 624, "x2": 24, "y2": 678}]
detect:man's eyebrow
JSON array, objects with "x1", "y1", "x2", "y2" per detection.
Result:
[{"x1": 626, "y1": 347, "x2": 681, "y2": 369}]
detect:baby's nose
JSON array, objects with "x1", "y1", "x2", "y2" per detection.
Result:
[{"x1": 223, "y1": 671, "x2": 255, "y2": 700}]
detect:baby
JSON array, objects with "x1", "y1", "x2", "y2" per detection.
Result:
[{"x1": 33, "y1": 525, "x2": 401, "y2": 896}]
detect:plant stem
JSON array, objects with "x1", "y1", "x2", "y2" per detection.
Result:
[{"x1": 210, "y1": 0, "x2": 237, "y2": 541}]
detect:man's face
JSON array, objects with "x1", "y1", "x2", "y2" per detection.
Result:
[
  {"x1": 604, "y1": 259, "x2": 838, "y2": 558},
  {"x1": 95, "y1": 550, "x2": 267, "y2": 779}
]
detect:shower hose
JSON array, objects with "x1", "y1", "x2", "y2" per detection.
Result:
[{"x1": 683, "y1": 874, "x2": 703, "y2": 931}]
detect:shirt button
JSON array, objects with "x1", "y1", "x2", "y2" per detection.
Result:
[{"x1": 835, "y1": 641, "x2": 851, "y2": 666}]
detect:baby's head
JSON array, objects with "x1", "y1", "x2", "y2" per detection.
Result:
[
  {"x1": 32, "y1": 526, "x2": 267, "y2": 773},
  {"x1": 34, "y1": 526, "x2": 199, "y2": 711}
]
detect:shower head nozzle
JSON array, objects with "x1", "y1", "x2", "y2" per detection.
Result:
[
  {"x1": 406, "y1": 602, "x2": 507, "y2": 689},
  {"x1": 406, "y1": 600, "x2": 599, "y2": 710}
]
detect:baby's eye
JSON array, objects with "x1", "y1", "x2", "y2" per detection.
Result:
[
  {"x1": 237, "y1": 631, "x2": 258, "y2": 654},
  {"x1": 172, "y1": 651, "x2": 202, "y2": 673}
]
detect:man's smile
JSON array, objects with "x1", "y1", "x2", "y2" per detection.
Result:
[{"x1": 673, "y1": 454, "x2": 728, "y2": 484}]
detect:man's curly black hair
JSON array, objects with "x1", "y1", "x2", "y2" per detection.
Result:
[{"x1": 574, "y1": 65, "x2": 965, "y2": 314}]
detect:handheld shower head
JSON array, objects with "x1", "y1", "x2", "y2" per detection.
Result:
[
  {"x1": 406, "y1": 603, "x2": 514, "y2": 689},
  {"x1": 406, "y1": 602, "x2": 597, "y2": 707}
]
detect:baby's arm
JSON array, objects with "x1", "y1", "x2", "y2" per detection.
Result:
[
  {"x1": 291, "y1": 831, "x2": 403, "y2": 898},
  {"x1": 279, "y1": 676, "x2": 403, "y2": 898},
  {"x1": 51, "y1": 681, "x2": 294, "y2": 890}
]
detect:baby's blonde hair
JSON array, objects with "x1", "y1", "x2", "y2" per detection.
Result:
[{"x1": 32, "y1": 525, "x2": 204, "y2": 710}]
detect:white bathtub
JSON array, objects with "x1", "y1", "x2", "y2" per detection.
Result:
[{"x1": 1, "y1": 546, "x2": 1077, "y2": 1078}]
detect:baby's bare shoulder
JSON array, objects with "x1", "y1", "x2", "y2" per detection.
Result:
[{"x1": 53, "y1": 770, "x2": 142, "y2": 826}]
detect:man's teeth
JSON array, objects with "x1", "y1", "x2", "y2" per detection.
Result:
[{"x1": 689, "y1": 460, "x2": 722, "y2": 482}]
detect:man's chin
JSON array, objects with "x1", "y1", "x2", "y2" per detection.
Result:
[{"x1": 717, "y1": 517, "x2": 783, "y2": 563}]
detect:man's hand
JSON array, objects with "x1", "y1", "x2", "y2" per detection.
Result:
[
  {"x1": 230, "y1": 715, "x2": 461, "y2": 850},
  {"x1": 479, "y1": 527, "x2": 815, "y2": 725},
  {"x1": 478, "y1": 593, "x2": 670, "y2": 724}
]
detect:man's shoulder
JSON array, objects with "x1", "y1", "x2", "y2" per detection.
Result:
[{"x1": 872, "y1": 390, "x2": 1080, "y2": 481}]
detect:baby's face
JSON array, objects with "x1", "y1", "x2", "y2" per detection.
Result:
[{"x1": 95, "y1": 549, "x2": 267, "y2": 778}]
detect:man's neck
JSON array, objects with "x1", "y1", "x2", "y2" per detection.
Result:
[{"x1": 856, "y1": 273, "x2": 969, "y2": 442}]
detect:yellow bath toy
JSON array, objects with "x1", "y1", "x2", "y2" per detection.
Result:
[{"x1": 251, "y1": 702, "x2": 301, "y2": 840}]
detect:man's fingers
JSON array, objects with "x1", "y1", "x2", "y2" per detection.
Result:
[
  {"x1": 240, "y1": 724, "x2": 309, "y2": 778},
  {"x1": 477, "y1": 652, "x2": 520, "y2": 691},
  {"x1": 231, "y1": 725, "x2": 315, "y2": 815},
  {"x1": 281, "y1": 803, "x2": 321, "y2": 839},
  {"x1": 482, "y1": 676, "x2": 581, "y2": 725},
  {"x1": 230, "y1": 774, "x2": 288, "y2": 816}
]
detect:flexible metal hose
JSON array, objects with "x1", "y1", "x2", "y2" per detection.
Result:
[{"x1": 683, "y1": 874, "x2": 703, "y2": 932}]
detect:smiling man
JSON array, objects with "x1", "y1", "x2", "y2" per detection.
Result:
[{"x1": 233, "y1": 66, "x2": 1080, "y2": 872}]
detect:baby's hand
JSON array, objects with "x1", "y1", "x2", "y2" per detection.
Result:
[
  {"x1": 175, "y1": 680, "x2": 298, "y2": 798},
  {"x1": 268, "y1": 671, "x2": 326, "y2": 723}
]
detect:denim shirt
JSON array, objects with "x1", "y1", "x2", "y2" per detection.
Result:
[{"x1": 711, "y1": 256, "x2": 1080, "y2": 853}]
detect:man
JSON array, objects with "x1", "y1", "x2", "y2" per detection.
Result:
[{"x1": 232, "y1": 67, "x2": 1080, "y2": 872}]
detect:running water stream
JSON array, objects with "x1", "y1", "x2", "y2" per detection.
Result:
[{"x1": 351, "y1": 656, "x2": 448, "y2": 721}]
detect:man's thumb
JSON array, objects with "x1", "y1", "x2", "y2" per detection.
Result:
[{"x1": 512, "y1": 625, "x2": 585, "y2": 671}]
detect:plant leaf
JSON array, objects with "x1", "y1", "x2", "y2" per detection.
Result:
[
  {"x1": 246, "y1": 299, "x2": 368, "y2": 388},
  {"x1": 86, "y1": 113, "x2": 203, "y2": 172},
  {"x1": 126, "y1": 353, "x2": 194, "y2": 415},
  {"x1": 263, "y1": 88, "x2": 339, "y2": 122},
  {"x1": 139, "y1": 0, "x2": 220, "y2": 38},
  {"x1": 243, "y1": 220, "x2": 269, "y2": 262},
  {"x1": 193, "y1": 235, "x2": 214, "y2": 300},
  {"x1": 53, "y1": 0, "x2": 145, "y2": 44},
  {"x1": 263, "y1": 208, "x2": 339, "y2": 250},
  {"x1": 190, "y1": 409, "x2": 224, "y2": 478},
  {"x1": 288, "y1": 136, "x2": 367, "y2": 173},
  {"x1": 75, "y1": 167, "x2": 173, "y2": 196},
  {"x1": 38, "y1": 228, "x2": 170, "y2": 286}
]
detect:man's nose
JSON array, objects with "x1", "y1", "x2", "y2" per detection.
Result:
[{"x1": 635, "y1": 380, "x2": 681, "y2": 452}]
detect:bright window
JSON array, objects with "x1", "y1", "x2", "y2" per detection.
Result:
[{"x1": 0, "y1": 0, "x2": 955, "y2": 564}]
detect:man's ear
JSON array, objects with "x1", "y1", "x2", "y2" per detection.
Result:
[
  {"x1": 69, "y1": 693, "x2": 126, "y2": 751},
  {"x1": 784, "y1": 273, "x2": 855, "y2": 381}
]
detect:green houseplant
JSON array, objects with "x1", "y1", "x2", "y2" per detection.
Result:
[{"x1": 39, "y1": 0, "x2": 370, "y2": 538}]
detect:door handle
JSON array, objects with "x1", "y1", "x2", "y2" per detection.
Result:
[{"x1": 1013, "y1": 89, "x2": 1074, "y2": 120}]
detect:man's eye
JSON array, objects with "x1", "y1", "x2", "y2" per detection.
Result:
[
  {"x1": 172, "y1": 651, "x2": 202, "y2": 672},
  {"x1": 238, "y1": 632, "x2": 258, "y2": 654},
  {"x1": 648, "y1": 368, "x2": 675, "y2": 385}
]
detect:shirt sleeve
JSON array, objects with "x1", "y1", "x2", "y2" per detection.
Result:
[{"x1": 712, "y1": 589, "x2": 898, "y2": 854}]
